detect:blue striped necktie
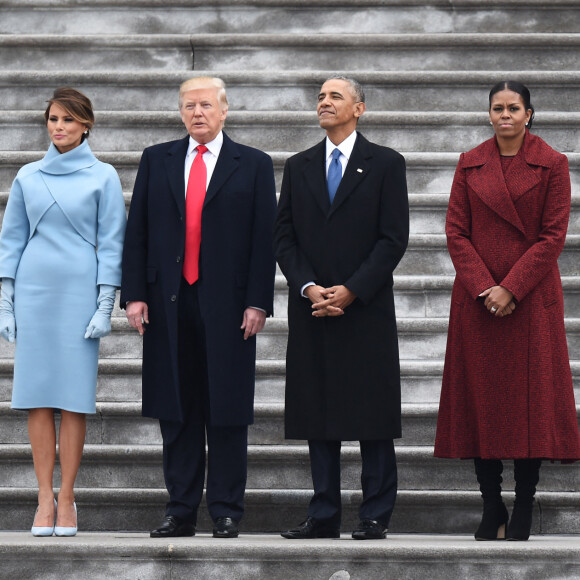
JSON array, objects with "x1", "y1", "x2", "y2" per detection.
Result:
[{"x1": 327, "y1": 148, "x2": 342, "y2": 203}]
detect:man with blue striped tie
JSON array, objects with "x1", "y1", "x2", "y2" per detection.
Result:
[{"x1": 274, "y1": 76, "x2": 410, "y2": 540}]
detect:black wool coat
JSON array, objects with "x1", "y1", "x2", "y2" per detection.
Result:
[
  {"x1": 274, "y1": 133, "x2": 409, "y2": 440},
  {"x1": 121, "y1": 133, "x2": 277, "y2": 425}
]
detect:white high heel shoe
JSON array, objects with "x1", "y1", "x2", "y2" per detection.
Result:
[
  {"x1": 54, "y1": 501, "x2": 77, "y2": 537},
  {"x1": 31, "y1": 499, "x2": 57, "y2": 537}
]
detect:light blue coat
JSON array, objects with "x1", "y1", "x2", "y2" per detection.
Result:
[{"x1": 0, "y1": 141, "x2": 126, "y2": 413}]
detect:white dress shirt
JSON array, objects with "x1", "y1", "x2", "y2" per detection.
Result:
[
  {"x1": 184, "y1": 131, "x2": 264, "y2": 314},
  {"x1": 184, "y1": 131, "x2": 223, "y2": 192},
  {"x1": 301, "y1": 131, "x2": 357, "y2": 297},
  {"x1": 324, "y1": 130, "x2": 357, "y2": 178}
]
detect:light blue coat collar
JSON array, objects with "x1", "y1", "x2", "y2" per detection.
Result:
[{"x1": 39, "y1": 140, "x2": 98, "y2": 175}]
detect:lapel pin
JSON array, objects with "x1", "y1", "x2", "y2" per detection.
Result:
[{"x1": 357, "y1": 168, "x2": 363, "y2": 173}]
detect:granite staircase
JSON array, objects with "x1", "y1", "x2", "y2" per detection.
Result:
[{"x1": 0, "y1": 1, "x2": 579, "y2": 578}]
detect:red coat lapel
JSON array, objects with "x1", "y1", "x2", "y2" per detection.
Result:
[{"x1": 463, "y1": 136, "x2": 531, "y2": 236}]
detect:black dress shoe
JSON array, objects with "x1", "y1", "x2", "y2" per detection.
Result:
[
  {"x1": 150, "y1": 515, "x2": 195, "y2": 538},
  {"x1": 213, "y1": 516, "x2": 239, "y2": 538},
  {"x1": 281, "y1": 516, "x2": 340, "y2": 539},
  {"x1": 352, "y1": 519, "x2": 387, "y2": 540}
]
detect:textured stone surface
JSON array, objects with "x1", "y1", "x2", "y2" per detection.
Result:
[
  {"x1": 1, "y1": 442, "x2": 578, "y2": 495},
  {"x1": 4, "y1": 110, "x2": 580, "y2": 153},
  {"x1": 1, "y1": 486, "x2": 579, "y2": 535},
  {"x1": 2, "y1": 0, "x2": 580, "y2": 36},
  {"x1": 3, "y1": 151, "x2": 580, "y2": 193},
  {"x1": 0, "y1": 531, "x2": 578, "y2": 580},
  {"x1": 4, "y1": 33, "x2": 580, "y2": 73},
  {"x1": 3, "y1": 70, "x2": 580, "y2": 113}
]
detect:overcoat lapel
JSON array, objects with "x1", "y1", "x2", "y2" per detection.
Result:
[
  {"x1": 302, "y1": 140, "x2": 330, "y2": 215},
  {"x1": 204, "y1": 132, "x2": 239, "y2": 207},
  {"x1": 506, "y1": 143, "x2": 542, "y2": 203},
  {"x1": 465, "y1": 140, "x2": 526, "y2": 236},
  {"x1": 328, "y1": 133, "x2": 371, "y2": 217},
  {"x1": 164, "y1": 137, "x2": 189, "y2": 218}
]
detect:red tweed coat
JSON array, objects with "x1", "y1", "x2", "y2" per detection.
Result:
[{"x1": 435, "y1": 132, "x2": 580, "y2": 460}]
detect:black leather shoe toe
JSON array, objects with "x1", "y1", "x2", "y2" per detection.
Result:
[
  {"x1": 213, "y1": 516, "x2": 239, "y2": 538},
  {"x1": 352, "y1": 519, "x2": 387, "y2": 540},
  {"x1": 150, "y1": 515, "x2": 195, "y2": 538},
  {"x1": 281, "y1": 516, "x2": 340, "y2": 539}
]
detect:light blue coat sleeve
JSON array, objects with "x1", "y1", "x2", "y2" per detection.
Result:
[
  {"x1": 96, "y1": 165, "x2": 126, "y2": 287},
  {"x1": 0, "y1": 178, "x2": 30, "y2": 279}
]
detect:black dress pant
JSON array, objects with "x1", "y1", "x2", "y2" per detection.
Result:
[
  {"x1": 159, "y1": 279, "x2": 248, "y2": 525},
  {"x1": 307, "y1": 439, "x2": 398, "y2": 528}
]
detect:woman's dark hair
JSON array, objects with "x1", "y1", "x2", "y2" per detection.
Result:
[
  {"x1": 489, "y1": 80, "x2": 535, "y2": 129},
  {"x1": 44, "y1": 87, "x2": 95, "y2": 140}
]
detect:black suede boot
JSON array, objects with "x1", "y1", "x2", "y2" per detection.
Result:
[
  {"x1": 473, "y1": 458, "x2": 508, "y2": 540},
  {"x1": 507, "y1": 458, "x2": 541, "y2": 541}
]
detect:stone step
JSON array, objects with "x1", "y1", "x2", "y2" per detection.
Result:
[
  {"x1": 0, "y1": 35, "x2": 193, "y2": 71},
  {"x1": 273, "y1": 273, "x2": 580, "y2": 318},
  {"x1": 4, "y1": 150, "x2": 580, "y2": 195},
  {"x1": 1, "y1": 444, "x2": 578, "y2": 494},
  {"x1": 2, "y1": 0, "x2": 580, "y2": 35},
  {"x1": 0, "y1": 486, "x2": 578, "y2": 536},
  {"x1": 3, "y1": 33, "x2": 580, "y2": 72},
  {"x1": 4, "y1": 110, "x2": 580, "y2": 154},
  {"x1": 2, "y1": 70, "x2": 580, "y2": 112},
  {"x1": 0, "y1": 358, "x2": 447, "y2": 404},
  {"x1": 2, "y1": 402, "x2": 579, "y2": 451},
  {"x1": 3, "y1": 189, "x2": 580, "y2": 238},
  {"x1": 1, "y1": 531, "x2": 579, "y2": 580},
  {"x1": 1, "y1": 357, "x2": 578, "y2": 406},
  {"x1": 1, "y1": 315, "x2": 578, "y2": 362},
  {"x1": 397, "y1": 235, "x2": 580, "y2": 277},
  {"x1": 0, "y1": 402, "x2": 437, "y2": 446}
]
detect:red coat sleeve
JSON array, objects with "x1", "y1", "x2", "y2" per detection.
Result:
[
  {"x1": 500, "y1": 154, "x2": 571, "y2": 301},
  {"x1": 446, "y1": 153, "x2": 496, "y2": 299}
]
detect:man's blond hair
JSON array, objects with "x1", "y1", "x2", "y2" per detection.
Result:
[{"x1": 178, "y1": 76, "x2": 228, "y2": 109}]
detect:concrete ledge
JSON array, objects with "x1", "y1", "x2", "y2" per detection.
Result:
[
  {"x1": 4, "y1": 111, "x2": 580, "y2": 154},
  {"x1": 4, "y1": 33, "x2": 580, "y2": 48},
  {"x1": 0, "y1": 532, "x2": 579, "y2": 580},
  {"x1": 4, "y1": 69, "x2": 580, "y2": 85},
  {"x1": 0, "y1": 488, "x2": 579, "y2": 535},
  {"x1": 3, "y1": 0, "x2": 580, "y2": 7},
  {"x1": 2, "y1": 70, "x2": 580, "y2": 113},
  {"x1": 0, "y1": 443, "x2": 578, "y2": 493}
]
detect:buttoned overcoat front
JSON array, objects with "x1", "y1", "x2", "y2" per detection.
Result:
[
  {"x1": 274, "y1": 133, "x2": 409, "y2": 441},
  {"x1": 435, "y1": 132, "x2": 580, "y2": 460},
  {"x1": 121, "y1": 133, "x2": 277, "y2": 425}
]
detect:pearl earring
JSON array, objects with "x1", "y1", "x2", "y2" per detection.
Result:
[
  {"x1": 84, "y1": 130, "x2": 88, "y2": 135},
  {"x1": 525, "y1": 123, "x2": 528, "y2": 126}
]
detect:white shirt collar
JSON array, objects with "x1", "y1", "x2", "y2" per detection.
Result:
[
  {"x1": 187, "y1": 130, "x2": 224, "y2": 158},
  {"x1": 325, "y1": 131, "x2": 357, "y2": 162}
]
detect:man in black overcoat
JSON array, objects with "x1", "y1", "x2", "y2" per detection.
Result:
[
  {"x1": 121, "y1": 77, "x2": 276, "y2": 538},
  {"x1": 274, "y1": 76, "x2": 409, "y2": 540}
]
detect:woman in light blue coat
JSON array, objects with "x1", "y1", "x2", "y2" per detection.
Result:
[{"x1": 0, "y1": 88, "x2": 126, "y2": 536}]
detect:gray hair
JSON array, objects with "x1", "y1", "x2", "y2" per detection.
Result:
[{"x1": 325, "y1": 76, "x2": 365, "y2": 103}]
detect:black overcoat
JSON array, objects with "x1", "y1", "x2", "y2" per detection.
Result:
[
  {"x1": 121, "y1": 133, "x2": 277, "y2": 425},
  {"x1": 274, "y1": 133, "x2": 409, "y2": 440}
]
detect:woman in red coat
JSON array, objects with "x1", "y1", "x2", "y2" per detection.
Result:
[{"x1": 435, "y1": 81, "x2": 580, "y2": 541}]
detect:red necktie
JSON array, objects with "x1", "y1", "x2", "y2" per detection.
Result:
[{"x1": 183, "y1": 144, "x2": 208, "y2": 284}]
